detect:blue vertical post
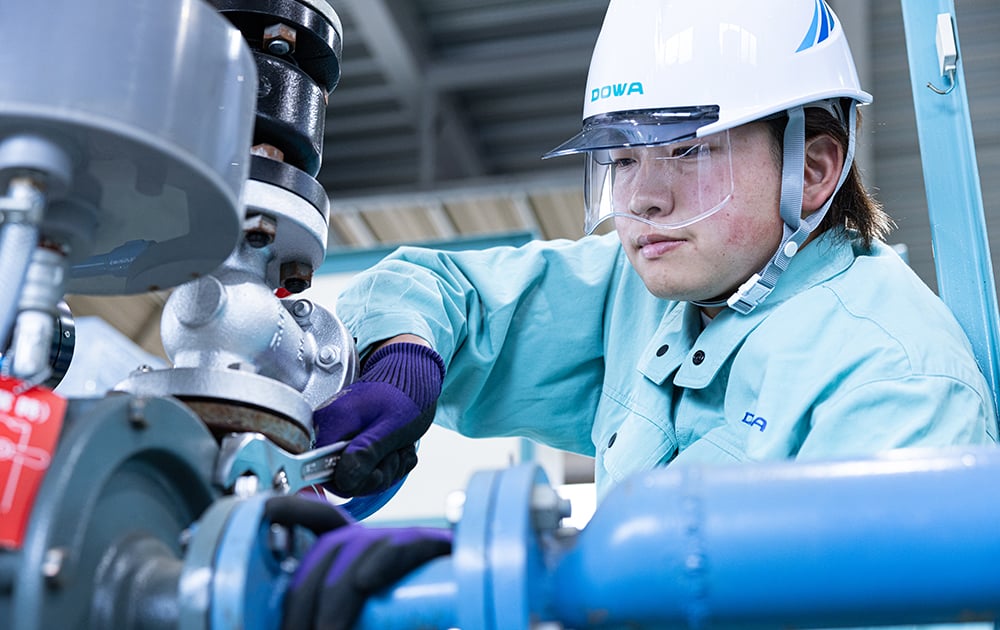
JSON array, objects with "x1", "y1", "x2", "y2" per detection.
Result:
[{"x1": 901, "y1": 0, "x2": 1000, "y2": 414}]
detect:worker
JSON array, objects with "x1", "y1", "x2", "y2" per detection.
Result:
[{"x1": 283, "y1": 1, "x2": 998, "y2": 627}]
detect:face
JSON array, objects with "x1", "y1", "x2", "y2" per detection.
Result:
[{"x1": 613, "y1": 122, "x2": 784, "y2": 305}]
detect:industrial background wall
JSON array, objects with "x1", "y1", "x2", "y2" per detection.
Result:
[{"x1": 63, "y1": 0, "x2": 1000, "y2": 356}]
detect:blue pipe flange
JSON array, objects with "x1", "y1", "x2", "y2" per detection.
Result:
[
  {"x1": 453, "y1": 463, "x2": 569, "y2": 630},
  {"x1": 355, "y1": 463, "x2": 572, "y2": 629},
  {"x1": 180, "y1": 491, "x2": 362, "y2": 630},
  {"x1": 178, "y1": 493, "x2": 290, "y2": 630},
  {"x1": 451, "y1": 466, "x2": 498, "y2": 629}
]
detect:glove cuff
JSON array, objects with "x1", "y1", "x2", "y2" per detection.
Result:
[{"x1": 360, "y1": 342, "x2": 445, "y2": 410}]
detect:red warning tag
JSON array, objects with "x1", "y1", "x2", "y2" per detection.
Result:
[{"x1": 0, "y1": 377, "x2": 66, "y2": 549}]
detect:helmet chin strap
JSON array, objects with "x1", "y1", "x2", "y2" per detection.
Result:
[{"x1": 694, "y1": 102, "x2": 858, "y2": 314}]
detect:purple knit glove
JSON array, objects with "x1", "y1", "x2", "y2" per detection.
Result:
[
  {"x1": 263, "y1": 494, "x2": 451, "y2": 630},
  {"x1": 281, "y1": 521, "x2": 452, "y2": 630},
  {"x1": 313, "y1": 342, "x2": 445, "y2": 496}
]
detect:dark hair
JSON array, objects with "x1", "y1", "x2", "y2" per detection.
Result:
[{"x1": 763, "y1": 103, "x2": 893, "y2": 248}]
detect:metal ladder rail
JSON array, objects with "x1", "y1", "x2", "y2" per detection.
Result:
[{"x1": 901, "y1": 0, "x2": 1000, "y2": 429}]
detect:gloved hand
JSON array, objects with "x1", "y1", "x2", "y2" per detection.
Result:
[
  {"x1": 281, "y1": 512, "x2": 452, "y2": 630},
  {"x1": 267, "y1": 494, "x2": 452, "y2": 630},
  {"x1": 314, "y1": 341, "x2": 445, "y2": 496}
]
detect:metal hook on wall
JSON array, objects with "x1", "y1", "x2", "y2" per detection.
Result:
[
  {"x1": 927, "y1": 12, "x2": 958, "y2": 95},
  {"x1": 927, "y1": 68, "x2": 956, "y2": 95}
]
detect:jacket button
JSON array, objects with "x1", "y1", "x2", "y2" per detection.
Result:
[
  {"x1": 608, "y1": 432, "x2": 617, "y2": 448},
  {"x1": 692, "y1": 350, "x2": 705, "y2": 365},
  {"x1": 656, "y1": 344, "x2": 669, "y2": 357}
]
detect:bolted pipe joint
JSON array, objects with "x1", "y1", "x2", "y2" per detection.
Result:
[{"x1": 160, "y1": 239, "x2": 357, "y2": 411}]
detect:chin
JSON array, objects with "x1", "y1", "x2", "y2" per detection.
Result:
[
  {"x1": 643, "y1": 281, "x2": 696, "y2": 301},
  {"x1": 642, "y1": 277, "x2": 730, "y2": 302}
]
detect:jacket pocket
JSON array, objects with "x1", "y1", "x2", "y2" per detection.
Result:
[{"x1": 601, "y1": 411, "x2": 677, "y2": 485}]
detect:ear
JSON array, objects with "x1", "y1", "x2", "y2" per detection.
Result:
[{"x1": 801, "y1": 134, "x2": 845, "y2": 215}]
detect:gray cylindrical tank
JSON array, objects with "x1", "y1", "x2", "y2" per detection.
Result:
[{"x1": 0, "y1": 0, "x2": 258, "y2": 294}]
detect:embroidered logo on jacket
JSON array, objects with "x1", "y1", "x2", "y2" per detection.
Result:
[{"x1": 741, "y1": 411, "x2": 767, "y2": 432}]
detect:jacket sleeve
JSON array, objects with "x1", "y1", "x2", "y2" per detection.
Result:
[{"x1": 335, "y1": 233, "x2": 626, "y2": 455}]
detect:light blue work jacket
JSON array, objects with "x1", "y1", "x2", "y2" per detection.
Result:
[{"x1": 336, "y1": 229, "x2": 998, "y2": 500}]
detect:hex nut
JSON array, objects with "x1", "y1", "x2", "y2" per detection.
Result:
[
  {"x1": 244, "y1": 213, "x2": 278, "y2": 249},
  {"x1": 281, "y1": 261, "x2": 313, "y2": 294},
  {"x1": 264, "y1": 23, "x2": 297, "y2": 56}
]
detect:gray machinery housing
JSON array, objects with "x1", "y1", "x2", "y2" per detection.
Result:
[{"x1": 0, "y1": 0, "x2": 362, "y2": 627}]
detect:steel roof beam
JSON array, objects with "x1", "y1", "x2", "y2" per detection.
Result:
[{"x1": 336, "y1": 0, "x2": 486, "y2": 183}]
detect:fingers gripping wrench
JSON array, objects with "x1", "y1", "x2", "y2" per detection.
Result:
[{"x1": 215, "y1": 432, "x2": 348, "y2": 495}]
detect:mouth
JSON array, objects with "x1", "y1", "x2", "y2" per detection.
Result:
[{"x1": 635, "y1": 233, "x2": 686, "y2": 258}]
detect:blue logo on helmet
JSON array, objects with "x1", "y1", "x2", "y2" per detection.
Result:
[
  {"x1": 796, "y1": 0, "x2": 836, "y2": 52},
  {"x1": 591, "y1": 82, "x2": 645, "y2": 102}
]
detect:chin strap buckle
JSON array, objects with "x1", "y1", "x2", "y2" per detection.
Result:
[{"x1": 727, "y1": 273, "x2": 774, "y2": 315}]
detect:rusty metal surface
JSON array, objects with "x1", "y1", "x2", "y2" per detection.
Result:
[{"x1": 183, "y1": 398, "x2": 311, "y2": 454}]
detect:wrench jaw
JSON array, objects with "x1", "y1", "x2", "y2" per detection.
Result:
[{"x1": 214, "y1": 432, "x2": 348, "y2": 497}]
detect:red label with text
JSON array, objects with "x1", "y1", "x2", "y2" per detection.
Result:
[{"x1": 0, "y1": 377, "x2": 66, "y2": 548}]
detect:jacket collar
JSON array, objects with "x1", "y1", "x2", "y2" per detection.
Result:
[{"x1": 639, "y1": 229, "x2": 858, "y2": 388}]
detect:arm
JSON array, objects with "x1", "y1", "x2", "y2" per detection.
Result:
[
  {"x1": 335, "y1": 234, "x2": 627, "y2": 453},
  {"x1": 369, "y1": 333, "x2": 430, "y2": 353},
  {"x1": 314, "y1": 234, "x2": 626, "y2": 494}
]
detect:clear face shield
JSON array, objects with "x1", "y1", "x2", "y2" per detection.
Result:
[{"x1": 584, "y1": 129, "x2": 734, "y2": 234}]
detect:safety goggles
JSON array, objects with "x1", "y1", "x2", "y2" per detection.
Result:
[{"x1": 583, "y1": 129, "x2": 734, "y2": 234}]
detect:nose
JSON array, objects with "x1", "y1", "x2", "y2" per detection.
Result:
[{"x1": 625, "y1": 162, "x2": 674, "y2": 220}]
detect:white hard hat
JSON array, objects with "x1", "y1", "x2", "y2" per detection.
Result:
[
  {"x1": 546, "y1": 0, "x2": 872, "y2": 315},
  {"x1": 546, "y1": 0, "x2": 871, "y2": 157}
]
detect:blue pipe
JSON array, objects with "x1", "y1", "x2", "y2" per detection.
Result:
[
  {"x1": 550, "y1": 449, "x2": 1000, "y2": 628},
  {"x1": 356, "y1": 558, "x2": 458, "y2": 629},
  {"x1": 358, "y1": 448, "x2": 1000, "y2": 628}
]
